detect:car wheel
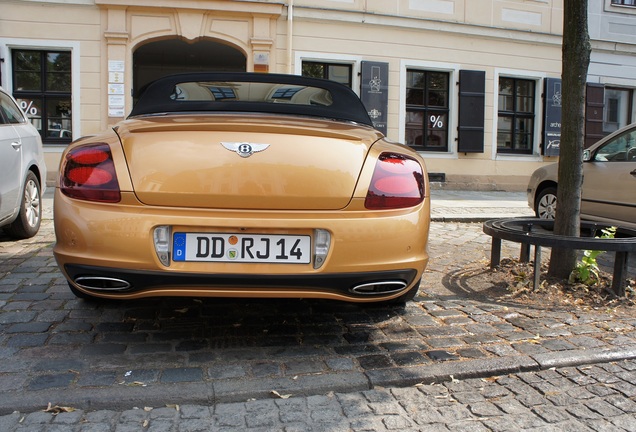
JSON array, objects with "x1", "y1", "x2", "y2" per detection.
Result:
[
  {"x1": 4, "y1": 172, "x2": 42, "y2": 239},
  {"x1": 535, "y1": 187, "x2": 557, "y2": 220}
]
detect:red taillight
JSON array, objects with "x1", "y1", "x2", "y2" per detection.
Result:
[
  {"x1": 60, "y1": 144, "x2": 121, "y2": 203},
  {"x1": 365, "y1": 153, "x2": 424, "y2": 210}
]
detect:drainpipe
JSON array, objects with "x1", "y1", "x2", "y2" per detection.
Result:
[{"x1": 286, "y1": 0, "x2": 294, "y2": 74}]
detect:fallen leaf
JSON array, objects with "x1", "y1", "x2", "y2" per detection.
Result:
[
  {"x1": 44, "y1": 403, "x2": 76, "y2": 415},
  {"x1": 271, "y1": 390, "x2": 292, "y2": 399}
]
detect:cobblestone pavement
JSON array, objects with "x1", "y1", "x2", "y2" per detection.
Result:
[
  {"x1": 2, "y1": 360, "x2": 636, "y2": 431},
  {"x1": 1, "y1": 199, "x2": 636, "y2": 430}
]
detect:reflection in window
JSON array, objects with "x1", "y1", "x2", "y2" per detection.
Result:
[
  {"x1": 595, "y1": 128, "x2": 636, "y2": 162},
  {"x1": 0, "y1": 92, "x2": 26, "y2": 124},
  {"x1": 604, "y1": 88, "x2": 632, "y2": 133},
  {"x1": 12, "y1": 49, "x2": 72, "y2": 143},
  {"x1": 207, "y1": 87, "x2": 237, "y2": 100},
  {"x1": 405, "y1": 70, "x2": 450, "y2": 152},
  {"x1": 302, "y1": 61, "x2": 352, "y2": 88},
  {"x1": 497, "y1": 77, "x2": 535, "y2": 155},
  {"x1": 271, "y1": 87, "x2": 303, "y2": 100}
]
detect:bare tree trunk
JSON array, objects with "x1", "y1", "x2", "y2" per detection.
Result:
[{"x1": 548, "y1": 0, "x2": 591, "y2": 279}]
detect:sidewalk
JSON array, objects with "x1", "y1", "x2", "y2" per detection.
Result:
[
  {"x1": 43, "y1": 189, "x2": 534, "y2": 222},
  {"x1": 430, "y1": 189, "x2": 534, "y2": 222}
]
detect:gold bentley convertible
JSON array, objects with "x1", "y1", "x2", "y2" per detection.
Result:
[{"x1": 53, "y1": 73, "x2": 430, "y2": 303}]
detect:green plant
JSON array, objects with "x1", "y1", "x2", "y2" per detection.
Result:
[{"x1": 569, "y1": 226, "x2": 617, "y2": 286}]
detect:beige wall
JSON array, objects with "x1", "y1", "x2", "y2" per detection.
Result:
[{"x1": 2, "y1": 0, "x2": 569, "y2": 190}]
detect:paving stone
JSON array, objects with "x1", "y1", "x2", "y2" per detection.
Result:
[
  {"x1": 284, "y1": 358, "x2": 326, "y2": 375},
  {"x1": 80, "y1": 344, "x2": 127, "y2": 356},
  {"x1": 77, "y1": 371, "x2": 117, "y2": 387},
  {"x1": 357, "y1": 354, "x2": 393, "y2": 369},
  {"x1": 28, "y1": 372, "x2": 76, "y2": 391},
  {"x1": 7, "y1": 333, "x2": 48, "y2": 347},
  {"x1": 160, "y1": 367, "x2": 203, "y2": 383},
  {"x1": 426, "y1": 350, "x2": 459, "y2": 361},
  {"x1": 468, "y1": 401, "x2": 503, "y2": 417},
  {"x1": 390, "y1": 351, "x2": 428, "y2": 366},
  {"x1": 4, "y1": 321, "x2": 51, "y2": 333},
  {"x1": 325, "y1": 357, "x2": 355, "y2": 371},
  {"x1": 532, "y1": 405, "x2": 572, "y2": 423},
  {"x1": 584, "y1": 398, "x2": 625, "y2": 417}
]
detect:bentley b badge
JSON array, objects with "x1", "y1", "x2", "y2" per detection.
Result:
[{"x1": 221, "y1": 142, "x2": 270, "y2": 158}]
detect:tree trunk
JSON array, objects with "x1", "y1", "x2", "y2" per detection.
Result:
[{"x1": 548, "y1": 0, "x2": 591, "y2": 279}]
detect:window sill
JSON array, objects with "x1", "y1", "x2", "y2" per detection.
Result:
[{"x1": 495, "y1": 153, "x2": 543, "y2": 162}]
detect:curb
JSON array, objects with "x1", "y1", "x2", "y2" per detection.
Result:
[
  {"x1": 367, "y1": 346, "x2": 636, "y2": 389},
  {"x1": 3, "y1": 347, "x2": 636, "y2": 415}
]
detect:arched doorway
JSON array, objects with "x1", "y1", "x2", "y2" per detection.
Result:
[{"x1": 133, "y1": 38, "x2": 246, "y2": 96}]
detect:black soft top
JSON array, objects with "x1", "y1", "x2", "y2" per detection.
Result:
[{"x1": 129, "y1": 72, "x2": 373, "y2": 127}]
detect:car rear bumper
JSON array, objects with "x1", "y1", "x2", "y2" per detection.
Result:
[
  {"x1": 53, "y1": 190, "x2": 430, "y2": 302},
  {"x1": 63, "y1": 264, "x2": 420, "y2": 302}
]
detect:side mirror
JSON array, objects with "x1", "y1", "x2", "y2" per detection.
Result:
[{"x1": 583, "y1": 149, "x2": 592, "y2": 162}]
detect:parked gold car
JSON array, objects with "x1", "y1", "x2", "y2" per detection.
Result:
[
  {"x1": 527, "y1": 121, "x2": 636, "y2": 229},
  {"x1": 54, "y1": 73, "x2": 430, "y2": 303}
]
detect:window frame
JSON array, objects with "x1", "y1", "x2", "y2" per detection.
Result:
[
  {"x1": 0, "y1": 39, "x2": 80, "y2": 146},
  {"x1": 399, "y1": 60, "x2": 459, "y2": 158},
  {"x1": 12, "y1": 49, "x2": 73, "y2": 144},
  {"x1": 603, "y1": 87, "x2": 633, "y2": 133},
  {"x1": 294, "y1": 52, "x2": 361, "y2": 95},
  {"x1": 492, "y1": 69, "x2": 544, "y2": 161},
  {"x1": 404, "y1": 69, "x2": 451, "y2": 153},
  {"x1": 610, "y1": 0, "x2": 636, "y2": 6},
  {"x1": 301, "y1": 61, "x2": 353, "y2": 88}
]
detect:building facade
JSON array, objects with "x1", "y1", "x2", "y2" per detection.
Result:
[{"x1": 1, "y1": 0, "x2": 635, "y2": 189}]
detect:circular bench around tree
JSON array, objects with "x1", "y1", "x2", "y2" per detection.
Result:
[{"x1": 482, "y1": 218, "x2": 636, "y2": 297}]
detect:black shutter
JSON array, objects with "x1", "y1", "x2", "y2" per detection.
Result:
[
  {"x1": 457, "y1": 70, "x2": 485, "y2": 153},
  {"x1": 585, "y1": 83, "x2": 605, "y2": 149}
]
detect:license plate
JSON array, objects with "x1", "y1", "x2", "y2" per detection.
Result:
[{"x1": 172, "y1": 232, "x2": 311, "y2": 264}]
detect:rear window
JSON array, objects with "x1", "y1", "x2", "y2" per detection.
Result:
[
  {"x1": 130, "y1": 72, "x2": 372, "y2": 127},
  {"x1": 171, "y1": 82, "x2": 333, "y2": 107}
]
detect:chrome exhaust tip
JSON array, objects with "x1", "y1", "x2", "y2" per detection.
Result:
[
  {"x1": 74, "y1": 276, "x2": 132, "y2": 291},
  {"x1": 350, "y1": 281, "x2": 408, "y2": 295}
]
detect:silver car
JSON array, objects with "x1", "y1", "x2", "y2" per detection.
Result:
[
  {"x1": 527, "y1": 122, "x2": 636, "y2": 230},
  {"x1": 0, "y1": 87, "x2": 46, "y2": 239}
]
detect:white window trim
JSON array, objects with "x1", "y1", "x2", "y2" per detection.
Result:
[
  {"x1": 294, "y1": 52, "x2": 362, "y2": 95},
  {"x1": 605, "y1": 0, "x2": 636, "y2": 14},
  {"x1": 0, "y1": 38, "x2": 81, "y2": 139},
  {"x1": 399, "y1": 59, "x2": 460, "y2": 159},
  {"x1": 492, "y1": 68, "x2": 545, "y2": 162}
]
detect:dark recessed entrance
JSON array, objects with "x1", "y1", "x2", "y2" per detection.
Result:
[{"x1": 133, "y1": 38, "x2": 246, "y2": 96}]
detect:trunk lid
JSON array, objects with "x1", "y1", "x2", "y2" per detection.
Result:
[{"x1": 115, "y1": 115, "x2": 382, "y2": 210}]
